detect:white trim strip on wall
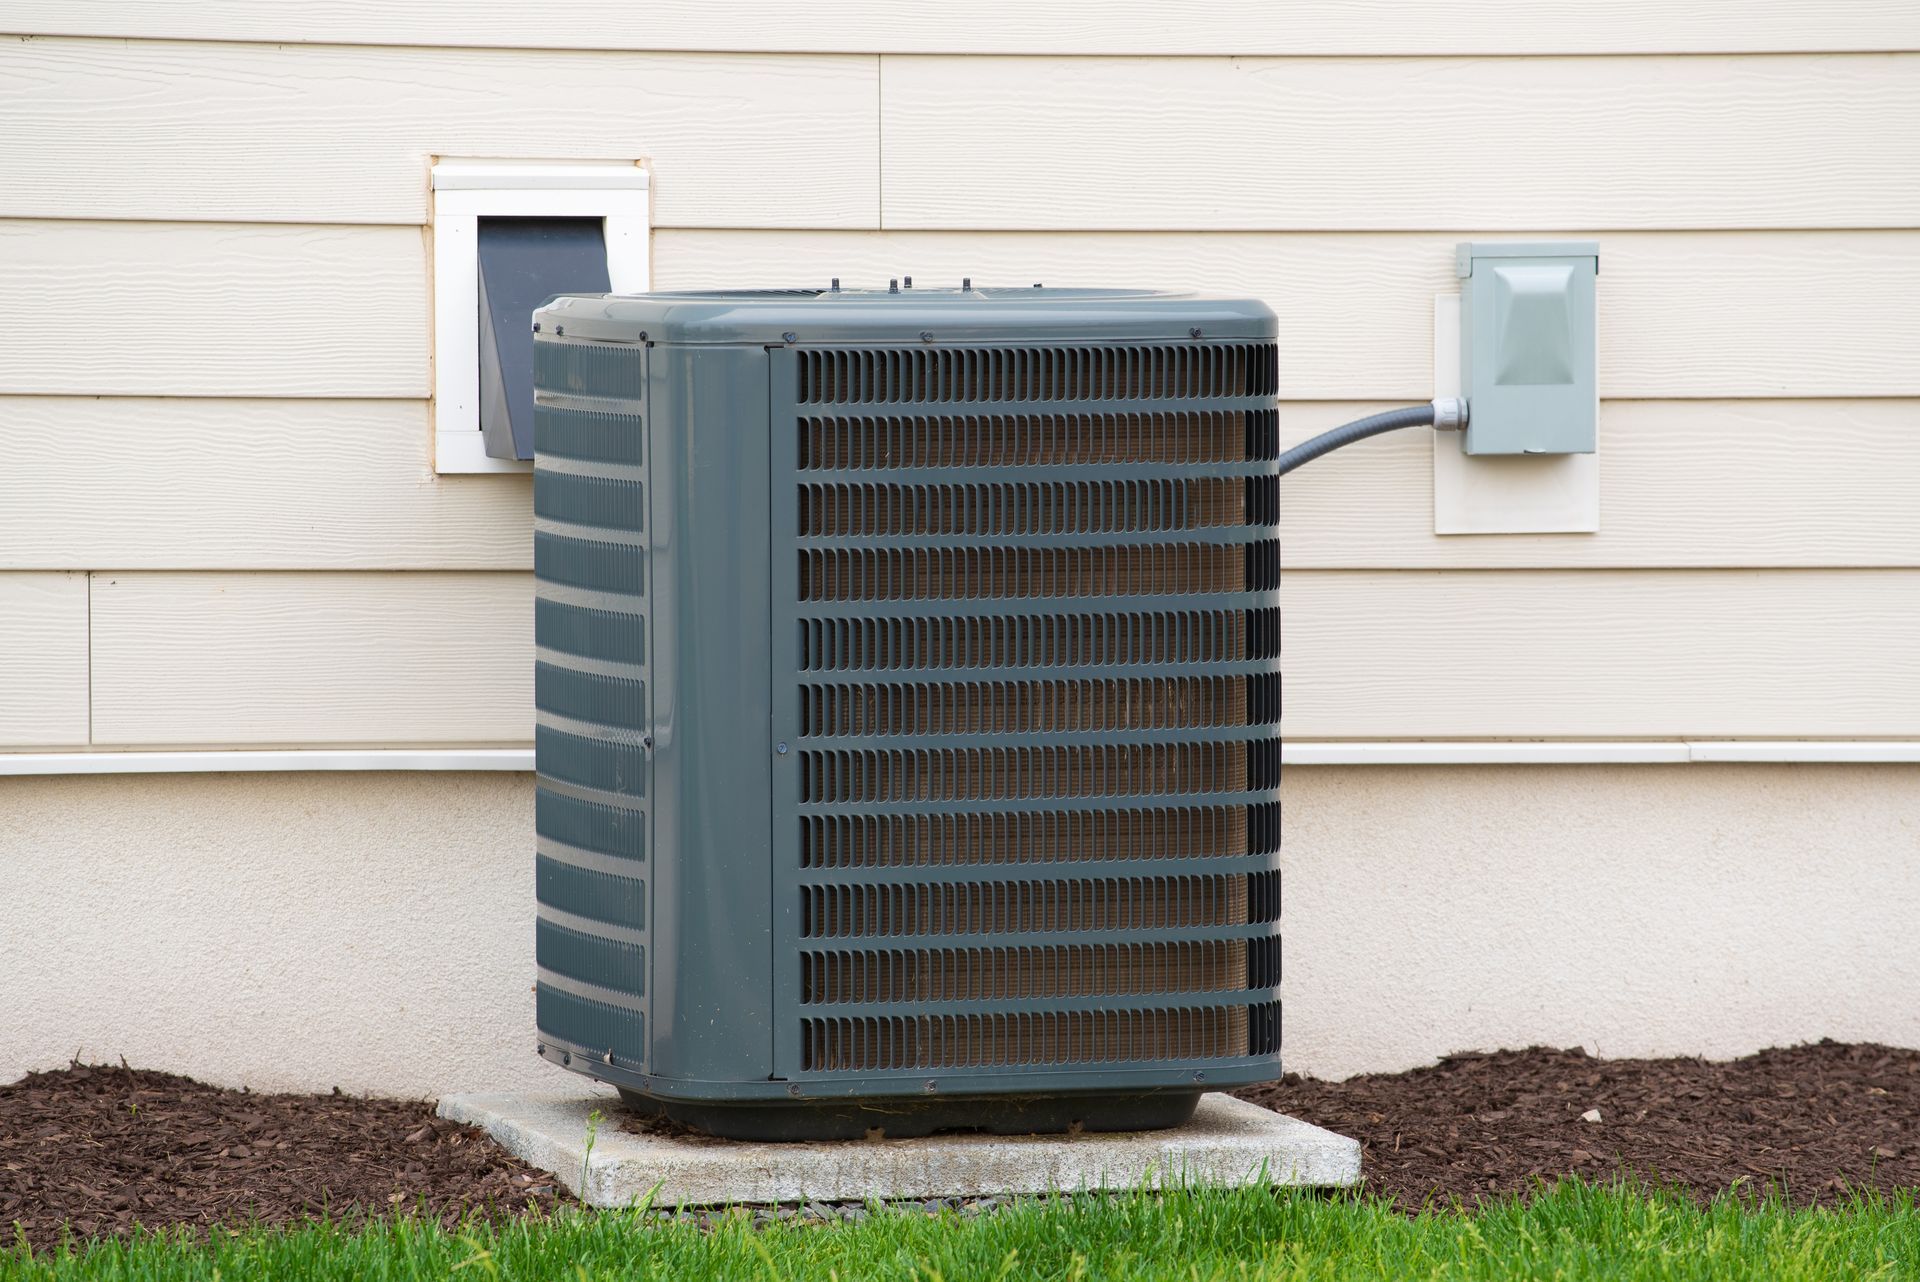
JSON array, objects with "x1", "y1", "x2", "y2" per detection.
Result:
[
  {"x1": 0, "y1": 750, "x2": 534, "y2": 776},
  {"x1": 1289, "y1": 742, "x2": 1920, "y2": 765},
  {"x1": 1285, "y1": 742, "x2": 1692, "y2": 765},
  {"x1": 2, "y1": 743, "x2": 1919, "y2": 776}
]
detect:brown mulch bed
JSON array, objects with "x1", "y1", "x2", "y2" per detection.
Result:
[
  {"x1": 0, "y1": 1062, "x2": 564, "y2": 1249},
  {"x1": 7, "y1": 1042, "x2": 1918, "y2": 1246},
  {"x1": 1238, "y1": 1040, "x2": 1920, "y2": 1207}
]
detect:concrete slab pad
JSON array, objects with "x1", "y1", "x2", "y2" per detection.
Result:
[{"x1": 437, "y1": 1092, "x2": 1360, "y2": 1208}]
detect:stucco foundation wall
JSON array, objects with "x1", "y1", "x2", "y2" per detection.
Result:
[
  {"x1": 1284, "y1": 762, "x2": 1920, "y2": 1080},
  {"x1": 0, "y1": 771, "x2": 564, "y2": 1098},
  {"x1": 4, "y1": 764, "x2": 1916, "y2": 1095}
]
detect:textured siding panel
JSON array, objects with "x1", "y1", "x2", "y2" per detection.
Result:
[
  {"x1": 1283, "y1": 570, "x2": 1920, "y2": 739},
  {"x1": 16, "y1": 403, "x2": 1903, "y2": 577},
  {"x1": 80, "y1": 569, "x2": 1920, "y2": 747},
  {"x1": 89, "y1": 573, "x2": 530, "y2": 746},
  {"x1": 0, "y1": 573, "x2": 89, "y2": 748},
  {"x1": 880, "y1": 55, "x2": 1920, "y2": 230},
  {"x1": 1270, "y1": 399, "x2": 1920, "y2": 570},
  {"x1": 13, "y1": 225, "x2": 1915, "y2": 403},
  {"x1": 9, "y1": 2, "x2": 1917, "y2": 54},
  {"x1": 0, "y1": 398, "x2": 530, "y2": 569},
  {"x1": 655, "y1": 230, "x2": 1920, "y2": 400},
  {"x1": 0, "y1": 222, "x2": 425, "y2": 397},
  {"x1": 0, "y1": 38, "x2": 877, "y2": 226},
  {"x1": 3, "y1": 22, "x2": 1913, "y2": 758}
]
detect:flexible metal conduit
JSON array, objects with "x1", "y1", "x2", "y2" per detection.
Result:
[{"x1": 1277, "y1": 399, "x2": 1465, "y2": 475}]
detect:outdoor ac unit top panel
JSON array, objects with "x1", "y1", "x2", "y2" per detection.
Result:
[
  {"x1": 535, "y1": 286, "x2": 1277, "y2": 346},
  {"x1": 530, "y1": 287, "x2": 1282, "y2": 1138}
]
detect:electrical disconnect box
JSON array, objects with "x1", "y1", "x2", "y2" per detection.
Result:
[{"x1": 1456, "y1": 241, "x2": 1598, "y2": 456}]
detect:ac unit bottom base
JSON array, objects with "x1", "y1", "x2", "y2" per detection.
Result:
[{"x1": 616, "y1": 1086, "x2": 1201, "y2": 1142}]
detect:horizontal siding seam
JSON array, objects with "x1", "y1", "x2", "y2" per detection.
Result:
[{"x1": 4, "y1": 32, "x2": 1919, "y2": 58}]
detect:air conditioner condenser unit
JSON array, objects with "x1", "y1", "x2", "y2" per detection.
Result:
[{"x1": 531, "y1": 285, "x2": 1282, "y2": 1139}]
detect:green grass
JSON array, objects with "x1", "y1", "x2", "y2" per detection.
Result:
[{"x1": 6, "y1": 1182, "x2": 1920, "y2": 1282}]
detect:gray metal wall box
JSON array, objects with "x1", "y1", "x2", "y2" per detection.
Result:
[
  {"x1": 529, "y1": 286, "x2": 1283, "y2": 1140},
  {"x1": 1456, "y1": 241, "x2": 1599, "y2": 456}
]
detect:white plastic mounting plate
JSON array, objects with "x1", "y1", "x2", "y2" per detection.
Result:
[
  {"x1": 431, "y1": 159, "x2": 651, "y2": 474},
  {"x1": 1433, "y1": 294, "x2": 1599, "y2": 535}
]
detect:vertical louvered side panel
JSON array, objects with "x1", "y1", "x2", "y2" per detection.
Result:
[
  {"x1": 770, "y1": 341, "x2": 1281, "y2": 1088},
  {"x1": 532, "y1": 339, "x2": 650, "y2": 1070}
]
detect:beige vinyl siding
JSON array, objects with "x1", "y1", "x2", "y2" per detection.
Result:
[
  {"x1": 0, "y1": 222, "x2": 427, "y2": 397},
  {"x1": 89, "y1": 573, "x2": 530, "y2": 746},
  {"x1": 877, "y1": 56, "x2": 1920, "y2": 230},
  {"x1": 1273, "y1": 399, "x2": 1920, "y2": 570},
  {"x1": 73, "y1": 569, "x2": 1920, "y2": 746},
  {"x1": 3, "y1": 399, "x2": 1915, "y2": 573},
  {"x1": 0, "y1": 400, "x2": 529, "y2": 571},
  {"x1": 655, "y1": 229, "x2": 1920, "y2": 399},
  {"x1": 1283, "y1": 570, "x2": 1920, "y2": 739},
  {"x1": 0, "y1": 39, "x2": 878, "y2": 227},
  {"x1": 0, "y1": 573, "x2": 89, "y2": 747},
  {"x1": 7, "y1": 42, "x2": 1918, "y2": 230},
  {"x1": 7, "y1": 1, "x2": 1918, "y2": 54},
  {"x1": 5, "y1": 223, "x2": 1917, "y2": 572},
  {"x1": 8, "y1": 223, "x2": 1918, "y2": 402},
  {"x1": 0, "y1": 23, "x2": 1915, "y2": 751}
]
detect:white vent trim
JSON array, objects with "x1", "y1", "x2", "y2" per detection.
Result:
[{"x1": 430, "y1": 158, "x2": 651, "y2": 474}]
